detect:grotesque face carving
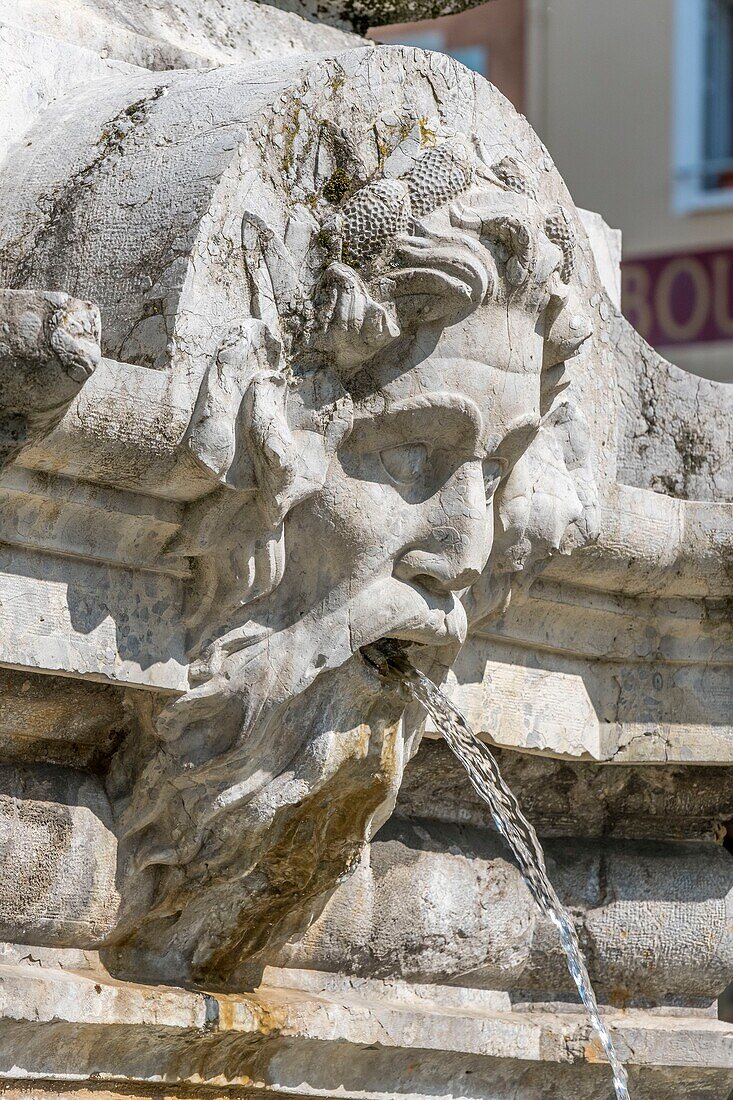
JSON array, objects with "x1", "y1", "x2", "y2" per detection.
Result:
[
  {"x1": 247, "y1": 306, "x2": 547, "y2": 661},
  {"x1": 108, "y1": 137, "x2": 596, "y2": 986},
  {"x1": 314, "y1": 321, "x2": 543, "y2": 652}
]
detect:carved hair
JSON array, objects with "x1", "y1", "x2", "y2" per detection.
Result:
[{"x1": 260, "y1": 140, "x2": 589, "y2": 374}]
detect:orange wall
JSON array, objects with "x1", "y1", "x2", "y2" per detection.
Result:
[{"x1": 370, "y1": 0, "x2": 525, "y2": 114}]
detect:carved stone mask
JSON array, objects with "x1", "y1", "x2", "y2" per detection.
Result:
[{"x1": 107, "y1": 120, "x2": 597, "y2": 986}]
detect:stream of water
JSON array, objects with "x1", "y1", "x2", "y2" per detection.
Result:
[{"x1": 369, "y1": 646, "x2": 630, "y2": 1100}]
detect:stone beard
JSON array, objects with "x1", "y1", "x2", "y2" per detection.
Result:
[{"x1": 105, "y1": 141, "x2": 597, "y2": 986}]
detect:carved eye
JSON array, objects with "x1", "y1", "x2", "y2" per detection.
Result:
[
  {"x1": 379, "y1": 442, "x2": 428, "y2": 484},
  {"x1": 483, "y1": 459, "x2": 504, "y2": 501}
]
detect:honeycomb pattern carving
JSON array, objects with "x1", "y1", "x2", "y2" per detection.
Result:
[
  {"x1": 405, "y1": 144, "x2": 474, "y2": 216},
  {"x1": 544, "y1": 205, "x2": 577, "y2": 283},
  {"x1": 491, "y1": 156, "x2": 536, "y2": 197},
  {"x1": 341, "y1": 178, "x2": 411, "y2": 268}
]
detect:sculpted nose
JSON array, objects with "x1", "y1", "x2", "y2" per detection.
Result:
[
  {"x1": 394, "y1": 523, "x2": 488, "y2": 594},
  {"x1": 393, "y1": 461, "x2": 491, "y2": 594},
  {"x1": 394, "y1": 542, "x2": 481, "y2": 593}
]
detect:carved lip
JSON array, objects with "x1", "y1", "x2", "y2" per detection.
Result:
[{"x1": 385, "y1": 586, "x2": 468, "y2": 646}]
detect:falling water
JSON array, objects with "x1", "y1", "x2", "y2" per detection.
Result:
[{"x1": 365, "y1": 643, "x2": 630, "y2": 1100}]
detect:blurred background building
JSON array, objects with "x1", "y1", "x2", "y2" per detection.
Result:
[{"x1": 372, "y1": 0, "x2": 733, "y2": 382}]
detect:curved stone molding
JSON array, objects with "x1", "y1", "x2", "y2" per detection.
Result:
[{"x1": 274, "y1": 817, "x2": 733, "y2": 1007}]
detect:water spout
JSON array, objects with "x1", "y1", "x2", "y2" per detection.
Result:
[{"x1": 363, "y1": 640, "x2": 630, "y2": 1100}]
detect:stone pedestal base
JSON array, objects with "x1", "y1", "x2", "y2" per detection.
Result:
[{"x1": 1, "y1": 958, "x2": 730, "y2": 1100}]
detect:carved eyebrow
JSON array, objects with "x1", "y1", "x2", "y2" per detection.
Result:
[{"x1": 350, "y1": 393, "x2": 484, "y2": 452}]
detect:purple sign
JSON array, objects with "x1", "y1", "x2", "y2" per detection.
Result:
[{"x1": 622, "y1": 245, "x2": 733, "y2": 347}]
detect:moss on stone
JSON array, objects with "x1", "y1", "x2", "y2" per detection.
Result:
[{"x1": 323, "y1": 166, "x2": 353, "y2": 204}]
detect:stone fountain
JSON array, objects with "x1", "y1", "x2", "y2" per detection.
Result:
[{"x1": 0, "y1": 2, "x2": 731, "y2": 1097}]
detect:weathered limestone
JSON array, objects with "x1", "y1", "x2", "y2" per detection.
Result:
[
  {"x1": 0, "y1": 42, "x2": 599, "y2": 980},
  {"x1": 2, "y1": 0, "x2": 359, "y2": 73},
  {"x1": 0, "y1": 2, "x2": 730, "y2": 1098},
  {"x1": 0, "y1": 957, "x2": 731, "y2": 1099},
  {"x1": 0, "y1": 764, "x2": 118, "y2": 945},
  {"x1": 0, "y1": 290, "x2": 100, "y2": 470},
  {"x1": 277, "y1": 778, "x2": 733, "y2": 1006}
]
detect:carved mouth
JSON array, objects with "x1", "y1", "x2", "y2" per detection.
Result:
[{"x1": 349, "y1": 580, "x2": 467, "y2": 680}]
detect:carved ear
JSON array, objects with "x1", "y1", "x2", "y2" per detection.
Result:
[
  {"x1": 185, "y1": 319, "x2": 283, "y2": 489},
  {"x1": 543, "y1": 275, "x2": 592, "y2": 368},
  {"x1": 171, "y1": 324, "x2": 352, "y2": 645},
  {"x1": 185, "y1": 319, "x2": 353, "y2": 514},
  {"x1": 248, "y1": 366, "x2": 353, "y2": 525},
  {"x1": 465, "y1": 397, "x2": 599, "y2": 631},
  {"x1": 492, "y1": 399, "x2": 596, "y2": 576},
  {"x1": 311, "y1": 262, "x2": 400, "y2": 373},
  {"x1": 543, "y1": 400, "x2": 600, "y2": 548}
]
